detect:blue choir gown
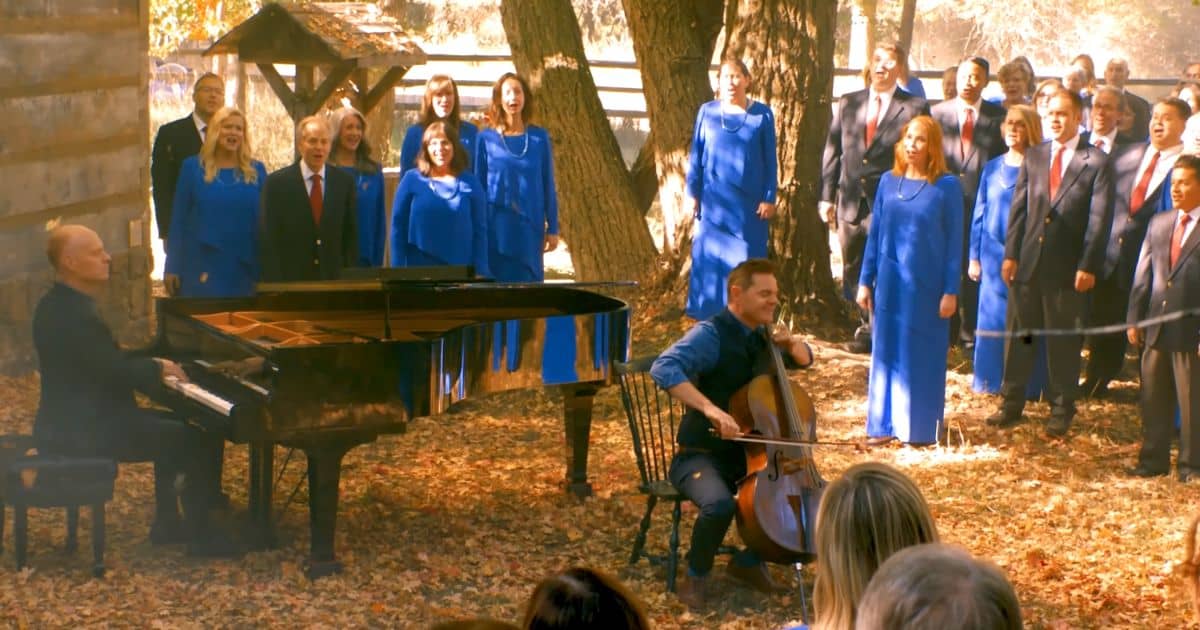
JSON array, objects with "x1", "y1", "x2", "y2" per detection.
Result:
[
  {"x1": 337, "y1": 164, "x2": 386, "y2": 267},
  {"x1": 861, "y1": 172, "x2": 963, "y2": 444},
  {"x1": 685, "y1": 99, "x2": 777, "y2": 320},
  {"x1": 389, "y1": 169, "x2": 490, "y2": 277}
]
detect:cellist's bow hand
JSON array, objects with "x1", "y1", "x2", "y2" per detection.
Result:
[{"x1": 705, "y1": 405, "x2": 742, "y2": 439}]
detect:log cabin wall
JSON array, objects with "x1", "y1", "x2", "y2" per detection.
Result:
[{"x1": 0, "y1": 0, "x2": 152, "y2": 374}]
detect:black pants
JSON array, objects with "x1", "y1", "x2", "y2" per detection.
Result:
[
  {"x1": 838, "y1": 214, "x2": 872, "y2": 338},
  {"x1": 1084, "y1": 273, "x2": 1132, "y2": 384},
  {"x1": 669, "y1": 450, "x2": 758, "y2": 576},
  {"x1": 43, "y1": 411, "x2": 223, "y2": 527},
  {"x1": 1001, "y1": 281, "x2": 1086, "y2": 419},
  {"x1": 1139, "y1": 348, "x2": 1200, "y2": 472}
]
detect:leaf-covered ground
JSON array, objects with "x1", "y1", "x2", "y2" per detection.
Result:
[{"x1": 1, "y1": 293, "x2": 1197, "y2": 629}]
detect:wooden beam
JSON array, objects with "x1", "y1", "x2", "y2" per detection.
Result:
[
  {"x1": 361, "y1": 66, "x2": 409, "y2": 114},
  {"x1": 305, "y1": 61, "x2": 357, "y2": 116},
  {"x1": 256, "y1": 63, "x2": 300, "y2": 115},
  {"x1": 356, "y1": 52, "x2": 427, "y2": 68}
]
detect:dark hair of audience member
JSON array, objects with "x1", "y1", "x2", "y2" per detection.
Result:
[
  {"x1": 1179, "y1": 513, "x2": 1200, "y2": 624},
  {"x1": 520, "y1": 567, "x2": 649, "y2": 630},
  {"x1": 813, "y1": 462, "x2": 939, "y2": 630},
  {"x1": 853, "y1": 543, "x2": 1022, "y2": 630}
]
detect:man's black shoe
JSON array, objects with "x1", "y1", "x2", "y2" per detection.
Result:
[
  {"x1": 1125, "y1": 465, "x2": 1169, "y2": 478},
  {"x1": 1081, "y1": 379, "x2": 1109, "y2": 399},
  {"x1": 1180, "y1": 469, "x2": 1200, "y2": 483},
  {"x1": 1045, "y1": 416, "x2": 1072, "y2": 437},
  {"x1": 843, "y1": 338, "x2": 871, "y2": 354},
  {"x1": 985, "y1": 411, "x2": 1023, "y2": 428}
]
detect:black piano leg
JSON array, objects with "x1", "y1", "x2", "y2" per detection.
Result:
[
  {"x1": 562, "y1": 384, "x2": 600, "y2": 498},
  {"x1": 302, "y1": 439, "x2": 358, "y2": 580},
  {"x1": 246, "y1": 443, "x2": 276, "y2": 549}
]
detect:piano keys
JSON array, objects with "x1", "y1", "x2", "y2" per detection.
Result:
[{"x1": 143, "y1": 271, "x2": 631, "y2": 578}]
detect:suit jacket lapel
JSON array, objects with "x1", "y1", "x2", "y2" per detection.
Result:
[
  {"x1": 1171, "y1": 217, "x2": 1200, "y2": 277},
  {"x1": 1052, "y1": 145, "x2": 1089, "y2": 207}
]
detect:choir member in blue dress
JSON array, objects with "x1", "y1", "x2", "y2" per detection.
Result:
[
  {"x1": 474, "y1": 72, "x2": 559, "y2": 282},
  {"x1": 400, "y1": 75, "x2": 479, "y2": 177},
  {"x1": 857, "y1": 115, "x2": 963, "y2": 446},
  {"x1": 390, "y1": 122, "x2": 489, "y2": 276},
  {"x1": 330, "y1": 105, "x2": 385, "y2": 267},
  {"x1": 164, "y1": 106, "x2": 267, "y2": 298},
  {"x1": 968, "y1": 105, "x2": 1049, "y2": 398},
  {"x1": 897, "y1": 54, "x2": 927, "y2": 98},
  {"x1": 685, "y1": 58, "x2": 778, "y2": 320}
]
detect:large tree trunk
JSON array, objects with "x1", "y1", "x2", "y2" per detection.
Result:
[
  {"x1": 897, "y1": 0, "x2": 918, "y2": 54},
  {"x1": 498, "y1": 0, "x2": 658, "y2": 282},
  {"x1": 723, "y1": 0, "x2": 844, "y2": 324},
  {"x1": 622, "y1": 0, "x2": 724, "y2": 257}
]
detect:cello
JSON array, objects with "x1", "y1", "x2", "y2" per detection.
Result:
[{"x1": 727, "y1": 325, "x2": 825, "y2": 564}]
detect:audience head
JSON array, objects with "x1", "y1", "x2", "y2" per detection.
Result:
[
  {"x1": 854, "y1": 543, "x2": 1022, "y2": 630},
  {"x1": 813, "y1": 462, "x2": 939, "y2": 630},
  {"x1": 199, "y1": 106, "x2": 257, "y2": 184},
  {"x1": 191, "y1": 72, "x2": 225, "y2": 122},
  {"x1": 1070, "y1": 53, "x2": 1097, "y2": 93},
  {"x1": 416, "y1": 121, "x2": 467, "y2": 177},
  {"x1": 330, "y1": 105, "x2": 377, "y2": 171},
  {"x1": 421, "y1": 74, "x2": 465, "y2": 127},
  {"x1": 1105, "y1": 58, "x2": 1131, "y2": 90},
  {"x1": 1062, "y1": 66, "x2": 1087, "y2": 95},
  {"x1": 997, "y1": 61, "x2": 1030, "y2": 105},
  {"x1": 520, "y1": 567, "x2": 649, "y2": 630},
  {"x1": 1046, "y1": 88, "x2": 1083, "y2": 143},
  {"x1": 1150, "y1": 98, "x2": 1190, "y2": 150},
  {"x1": 1090, "y1": 86, "x2": 1125, "y2": 136},
  {"x1": 1003, "y1": 104, "x2": 1042, "y2": 151},
  {"x1": 719, "y1": 57, "x2": 753, "y2": 104},
  {"x1": 1011, "y1": 56, "x2": 1037, "y2": 95},
  {"x1": 941, "y1": 65, "x2": 958, "y2": 101},
  {"x1": 726, "y1": 258, "x2": 779, "y2": 327},
  {"x1": 488, "y1": 72, "x2": 535, "y2": 133},
  {"x1": 868, "y1": 43, "x2": 904, "y2": 93},
  {"x1": 296, "y1": 115, "x2": 332, "y2": 171},
  {"x1": 1172, "y1": 80, "x2": 1200, "y2": 115},
  {"x1": 46, "y1": 225, "x2": 111, "y2": 295},
  {"x1": 893, "y1": 115, "x2": 947, "y2": 183},
  {"x1": 1184, "y1": 62, "x2": 1200, "y2": 82},
  {"x1": 1172, "y1": 154, "x2": 1200, "y2": 211},
  {"x1": 956, "y1": 57, "x2": 989, "y2": 105},
  {"x1": 1034, "y1": 78, "x2": 1064, "y2": 116}
]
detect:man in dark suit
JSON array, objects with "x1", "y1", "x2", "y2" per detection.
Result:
[
  {"x1": 932, "y1": 56, "x2": 1005, "y2": 348},
  {"x1": 33, "y1": 225, "x2": 237, "y2": 556},
  {"x1": 150, "y1": 72, "x2": 224, "y2": 244},
  {"x1": 990, "y1": 88, "x2": 1114, "y2": 437},
  {"x1": 1080, "y1": 87, "x2": 1138, "y2": 154},
  {"x1": 259, "y1": 115, "x2": 358, "y2": 282},
  {"x1": 820, "y1": 42, "x2": 929, "y2": 353},
  {"x1": 1083, "y1": 98, "x2": 1190, "y2": 398},
  {"x1": 1105, "y1": 59, "x2": 1150, "y2": 143},
  {"x1": 1126, "y1": 155, "x2": 1200, "y2": 481}
]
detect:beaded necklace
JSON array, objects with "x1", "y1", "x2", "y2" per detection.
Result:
[
  {"x1": 720, "y1": 99, "x2": 752, "y2": 132},
  {"x1": 501, "y1": 129, "x2": 530, "y2": 159},
  {"x1": 895, "y1": 175, "x2": 928, "y2": 201},
  {"x1": 427, "y1": 175, "x2": 461, "y2": 201}
]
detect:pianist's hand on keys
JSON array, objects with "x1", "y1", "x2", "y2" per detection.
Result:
[{"x1": 156, "y1": 358, "x2": 189, "y2": 382}]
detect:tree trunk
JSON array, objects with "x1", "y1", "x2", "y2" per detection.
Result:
[
  {"x1": 622, "y1": 0, "x2": 724, "y2": 257},
  {"x1": 498, "y1": 0, "x2": 658, "y2": 283},
  {"x1": 723, "y1": 0, "x2": 844, "y2": 325},
  {"x1": 897, "y1": 0, "x2": 918, "y2": 55}
]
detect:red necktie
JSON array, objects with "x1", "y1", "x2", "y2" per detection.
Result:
[
  {"x1": 1049, "y1": 145, "x2": 1064, "y2": 200},
  {"x1": 1094, "y1": 138, "x2": 1106, "y2": 153},
  {"x1": 1129, "y1": 150, "x2": 1160, "y2": 215},
  {"x1": 1171, "y1": 213, "x2": 1191, "y2": 268},
  {"x1": 309, "y1": 173, "x2": 323, "y2": 226},
  {"x1": 961, "y1": 107, "x2": 975, "y2": 158},
  {"x1": 865, "y1": 95, "x2": 882, "y2": 147}
]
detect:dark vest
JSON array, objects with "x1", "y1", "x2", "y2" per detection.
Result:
[{"x1": 677, "y1": 310, "x2": 767, "y2": 456}]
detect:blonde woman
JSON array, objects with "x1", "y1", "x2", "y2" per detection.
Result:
[
  {"x1": 330, "y1": 105, "x2": 385, "y2": 266},
  {"x1": 165, "y1": 106, "x2": 266, "y2": 297},
  {"x1": 811, "y1": 462, "x2": 939, "y2": 630}
]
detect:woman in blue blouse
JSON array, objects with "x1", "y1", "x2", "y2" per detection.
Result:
[
  {"x1": 400, "y1": 75, "x2": 479, "y2": 177},
  {"x1": 474, "y1": 72, "x2": 559, "y2": 282},
  {"x1": 165, "y1": 106, "x2": 266, "y2": 297},
  {"x1": 330, "y1": 105, "x2": 385, "y2": 267},
  {"x1": 685, "y1": 58, "x2": 778, "y2": 320},
  {"x1": 391, "y1": 122, "x2": 489, "y2": 276},
  {"x1": 857, "y1": 115, "x2": 962, "y2": 446}
]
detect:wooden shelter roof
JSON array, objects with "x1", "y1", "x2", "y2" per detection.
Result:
[{"x1": 204, "y1": 2, "x2": 426, "y2": 68}]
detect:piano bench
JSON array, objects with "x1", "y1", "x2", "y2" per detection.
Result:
[{"x1": 0, "y1": 445, "x2": 116, "y2": 578}]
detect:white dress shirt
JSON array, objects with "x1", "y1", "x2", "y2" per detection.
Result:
[
  {"x1": 300, "y1": 161, "x2": 326, "y2": 200},
  {"x1": 192, "y1": 113, "x2": 208, "y2": 142},
  {"x1": 1090, "y1": 128, "x2": 1118, "y2": 154},
  {"x1": 957, "y1": 98, "x2": 981, "y2": 131},
  {"x1": 1135, "y1": 143, "x2": 1184, "y2": 199},
  {"x1": 866, "y1": 87, "x2": 895, "y2": 128}
]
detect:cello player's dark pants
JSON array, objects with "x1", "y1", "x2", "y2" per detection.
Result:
[{"x1": 669, "y1": 449, "x2": 760, "y2": 576}]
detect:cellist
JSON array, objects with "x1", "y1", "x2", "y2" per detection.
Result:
[{"x1": 651, "y1": 258, "x2": 814, "y2": 609}]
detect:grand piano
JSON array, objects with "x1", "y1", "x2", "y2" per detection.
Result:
[{"x1": 144, "y1": 268, "x2": 631, "y2": 578}]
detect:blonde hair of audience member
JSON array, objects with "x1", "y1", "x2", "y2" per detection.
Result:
[
  {"x1": 198, "y1": 107, "x2": 257, "y2": 185},
  {"x1": 997, "y1": 61, "x2": 1031, "y2": 107},
  {"x1": 812, "y1": 462, "x2": 939, "y2": 630},
  {"x1": 853, "y1": 543, "x2": 1022, "y2": 630},
  {"x1": 1006, "y1": 104, "x2": 1043, "y2": 148},
  {"x1": 891, "y1": 115, "x2": 948, "y2": 184},
  {"x1": 1070, "y1": 53, "x2": 1098, "y2": 95},
  {"x1": 520, "y1": 567, "x2": 649, "y2": 630}
]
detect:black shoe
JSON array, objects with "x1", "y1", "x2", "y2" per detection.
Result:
[
  {"x1": 149, "y1": 519, "x2": 188, "y2": 545},
  {"x1": 1081, "y1": 379, "x2": 1109, "y2": 399},
  {"x1": 962, "y1": 340, "x2": 976, "y2": 354},
  {"x1": 843, "y1": 338, "x2": 871, "y2": 354},
  {"x1": 985, "y1": 410, "x2": 1023, "y2": 428},
  {"x1": 1045, "y1": 416, "x2": 1072, "y2": 437},
  {"x1": 1126, "y1": 465, "x2": 1169, "y2": 478},
  {"x1": 1180, "y1": 469, "x2": 1200, "y2": 483}
]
